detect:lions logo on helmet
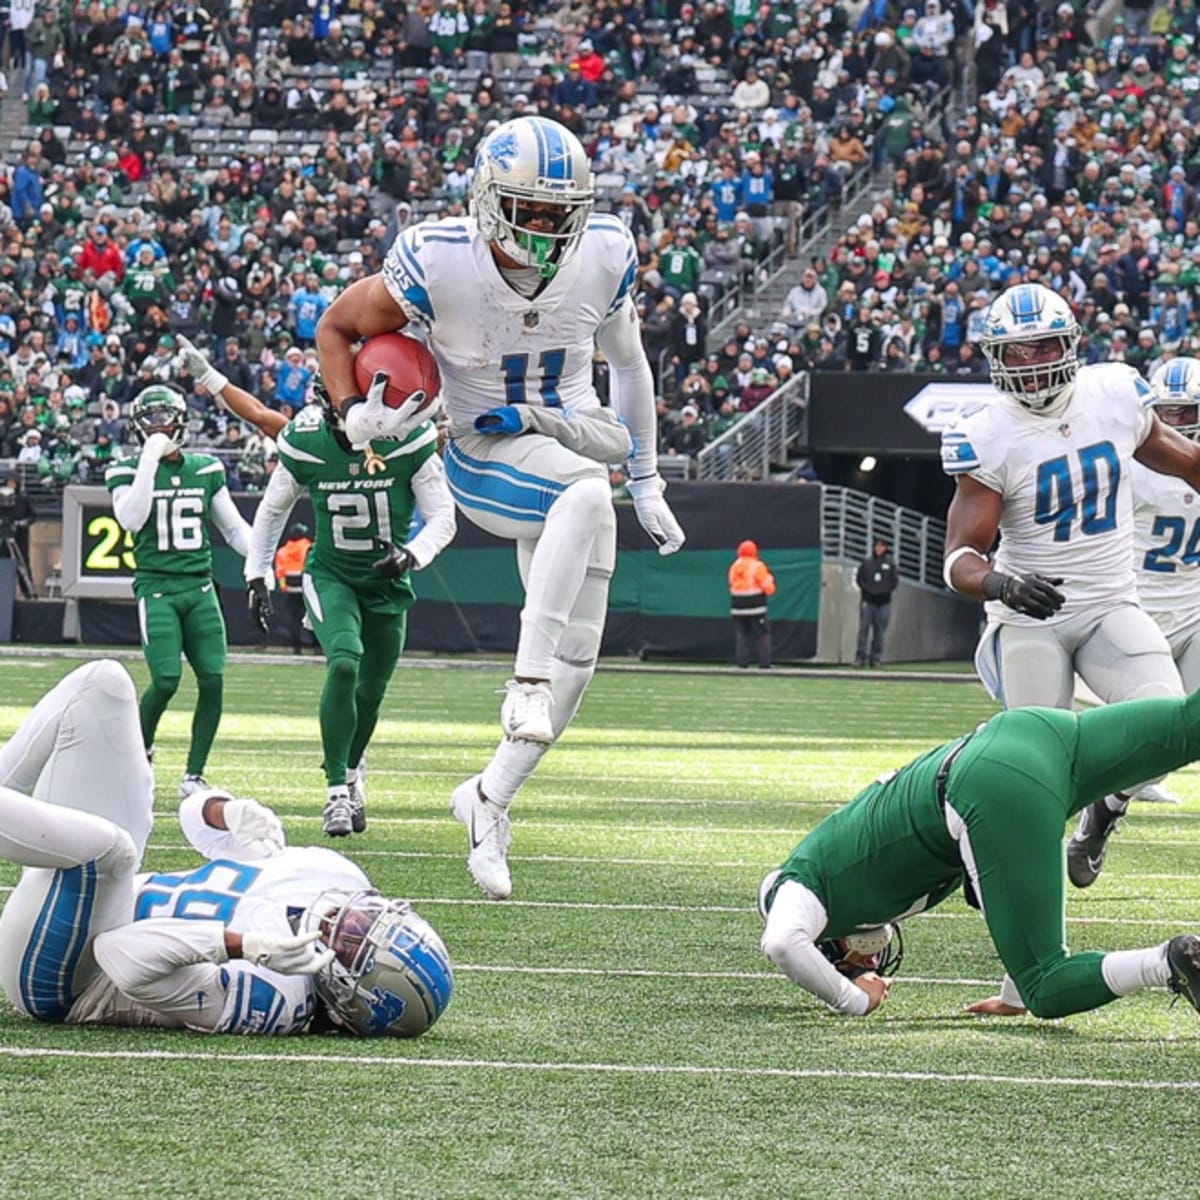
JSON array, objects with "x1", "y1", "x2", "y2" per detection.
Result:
[
  {"x1": 472, "y1": 116, "x2": 594, "y2": 280},
  {"x1": 1149, "y1": 357, "x2": 1200, "y2": 441},
  {"x1": 303, "y1": 889, "x2": 453, "y2": 1037},
  {"x1": 131, "y1": 384, "x2": 189, "y2": 449},
  {"x1": 979, "y1": 283, "x2": 1081, "y2": 413}
]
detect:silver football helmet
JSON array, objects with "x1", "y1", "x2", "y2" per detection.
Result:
[
  {"x1": 1149, "y1": 356, "x2": 1200, "y2": 440},
  {"x1": 472, "y1": 116, "x2": 594, "y2": 279},
  {"x1": 980, "y1": 283, "x2": 1081, "y2": 413},
  {"x1": 303, "y1": 890, "x2": 453, "y2": 1037}
]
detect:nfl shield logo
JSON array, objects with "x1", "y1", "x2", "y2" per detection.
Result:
[
  {"x1": 524, "y1": 311, "x2": 540, "y2": 328},
  {"x1": 349, "y1": 463, "x2": 360, "y2": 476},
  {"x1": 171, "y1": 476, "x2": 181, "y2": 485},
  {"x1": 1058, "y1": 424, "x2": 1070, "y2": 438}
]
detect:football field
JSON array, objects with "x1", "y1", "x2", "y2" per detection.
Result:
[{"x1": 1, "y1": 654, "x2": 1199, "y2": 1199}]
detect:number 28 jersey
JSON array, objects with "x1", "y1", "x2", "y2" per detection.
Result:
[
  {"x1": 105, "y1": 452, "x2": 226, "y2": 595},
  {"x1": 941, "y1": 364, "x2": 1155, "y2": 625},
  {"x1": 382, "y1": 214, "x2": 638, "y2": 427}
]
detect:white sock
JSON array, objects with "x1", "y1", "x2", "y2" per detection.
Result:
[
  {"x1": 480, "y1": 737, "x2": 547, "y2": 808},
  {"x1": 1101, "y1": 943, "x2": 1170, "y2": 996},
  {"x1": 1105, "y1": 793, "x2": 1130, "y2": 815}
]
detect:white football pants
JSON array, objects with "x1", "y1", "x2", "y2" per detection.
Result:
[{"x1": 0, "y1": 660, "x2": 153, "y2": 1019}]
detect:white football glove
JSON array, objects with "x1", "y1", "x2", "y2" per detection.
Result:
[
  {"x1": 222, "y1": 797, "x2": 286, "y2": 858},
  {"x1": 175, "y1": 333, "x2": 229, "y2": 396},
  {"x1": 141, "y1": 431, "x2": 176, "y2": 463},
  {"x1": 343, "y1": 370, "x2": 439, "y2": 449},
  {"x1": 240, "y1": 929, "x2": 335, "y2": 975},
  {"x1": 627, "y1": 473, "x2": 686, "y2": 555}
]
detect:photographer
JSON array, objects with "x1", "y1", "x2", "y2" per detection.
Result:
[{"x1": 0, "y1": 474, "x2": 36, "y2": 596}]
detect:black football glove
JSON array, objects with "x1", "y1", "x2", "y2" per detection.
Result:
[
  {"x1": 371, "y1": 541, "x2": 415, "y2": 579},
  {"x1": 982, "y1": 571, "x2": 1065, "y2": 620},
  {"x1": 247, "y1": 577, "x2": 273, "y2": 633}
]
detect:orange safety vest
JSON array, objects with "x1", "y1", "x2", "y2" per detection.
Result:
[
  {"x1": 274, "y1": 537, "x2": 311, "y2": 589},
  {"x1": 729, "y1": 544, "x2": 776, "y2": 615}
]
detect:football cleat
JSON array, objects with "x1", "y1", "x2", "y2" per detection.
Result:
[
  {"x1": 1168, "y1": 935, "x2": 1200, "y2": 1013},
  {"x1": 179, "y1": 773, "x2": 209, "y2": 799},
  {"x1": 451, "y1": 775, "x2": 512, "y2": 900},
  {"x1": 500, "y1": 679, "x2": 555, "y2": 744},
  {"x1": 1131, "y1": 782, "x2": 1182, "y2": 805},
  {"x1": 1066, "y1": 795, "x2": 1127, "y2": 888},
  {"x1": 347, "y1": 760, "x2": 367, "y2": 834},
  {"x1": 323, "y1": 786, "x2": 354, "y2": 838}
]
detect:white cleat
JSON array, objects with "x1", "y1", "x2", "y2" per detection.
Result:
[
  {"x1": 179, "y1": 773, "x2": 209, "y2": 799},
  {"x1": 500, "y1": 678, "x2": 555, "y2": 744},
  {"x1": 451, "y1": 775, "x2": 513, "y2": 900},
  {"x1": 1130, "y1": 782, "x2": 1182, "y2": 805},
  {"x1": 346, "y1": 760, "x2": 367, "y2": 833},
  {"x1": 322, "y1": 786, "x2": 354, "y2": 838}
]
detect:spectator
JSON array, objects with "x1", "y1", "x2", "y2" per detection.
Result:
[
  {"x1": 664, "y1": 403, "x2": 707, "y2": 464},
  {"x1": 855, "y1": 537, "x2": 899, "y2": 668},
  {"x1": 669, "y1": 292, "x2": 708, "y2": 389},
  {"x1": 781, "y1": 267, "x2": 828, "y2": 331}
]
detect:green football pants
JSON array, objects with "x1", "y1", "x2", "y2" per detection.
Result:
[
  {"x1": 137, "y1": 581, "x2": 227, "y2": 776},
  {"x1": 303, "y1": 573, "x2": 406, "y2": 786},
  {"x1": 947, "y1": 693, "x2": 1200, "y2": 1018}
]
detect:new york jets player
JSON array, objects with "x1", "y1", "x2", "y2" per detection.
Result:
[
  {"x1": 106, "y1": 385, "x2": 251, "y2": 798},
  {"x1": 316, "y1": 115, "x2": 685, "y2": 900},
  {"x1": 0, "y1": 661, "x2": 452, "y2": 1036},
  {"x1": 758, "y1": 693, "x2": 1200, "y2": 1019},
  {"x1": 940, "y1": 283, "x2": 1200, "y2": 889},
  {"x1": 243, "y1": 380, "x2": 456, "y2": 837}
]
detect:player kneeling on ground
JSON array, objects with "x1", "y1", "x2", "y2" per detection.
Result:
[
  {"x1": 758, "y1": 691, "x2": 1200, "y2": 1019},
  {"x1": 0, "y1": 661, "x2": 452, "y2": 1036}
]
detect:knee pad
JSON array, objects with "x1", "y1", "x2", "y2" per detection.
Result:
[
  {"x1": 97, "y1": 828, "x2": 138, "y2": 880},
  {"x1": 324, "y1": 652, "x2": 361, "y2": 690},
  {"x1": 194, "y1": 673, "x2": 223, "y2": 699},
  {"x1": 554, "y1": 477, "x2": 617, "y2": 575},
  {"x1": 147, "y1": 671, "x2": 182, "y2": 701},
  {"x1": 79, "y1": 660, "x2": 137, "y2": 705}
]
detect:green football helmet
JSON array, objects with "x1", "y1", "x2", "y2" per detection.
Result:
[{"x1": 131, "y1": 384, "x2": 188, "y2": 449}]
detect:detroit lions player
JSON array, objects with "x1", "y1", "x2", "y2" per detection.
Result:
[
  {"x1": 940, "y1": 283, "x2": 1200, "y2": 888},
  {"x1": 1126, "y1": 358, "x2": 1200, "y2": 803},
  {"x1": 316, "y1": 116, "x2": 685, "y2": 901},
  {"x1": 0, "y1": 661, "x2": 452, "y2": 1036}
]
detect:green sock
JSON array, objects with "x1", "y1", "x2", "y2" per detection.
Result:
[{"x1": 187, "y1": 673, "x2": 224, "y2": 777}]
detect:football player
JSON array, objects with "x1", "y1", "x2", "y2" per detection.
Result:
[
  {"x1": 315, "y1": 115, "x2": 685, "y2": 900},
  {"x1": 757, "y1": 690, "x2": 1200, "y2": 1019},
  {"x1": 1126, "y1": 358, "x2": 1200, "y2": 803},
  {"x1": 940, "y1": 283, "x2": 1200, "y2": 888},
  {"x1": 175, "y1": 337, "x2": 457, "y2": 837},
  {"x1": 106, "y1": 385, "x2": 252, "y2": 798},
  {"x1": 0, "y1": 660, "x2": 452, "y2": 1036}
]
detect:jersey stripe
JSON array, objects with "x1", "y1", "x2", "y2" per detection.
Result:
[
  {"x1": 940, "y1": 431, "x2": 980, "y2": 474},
  {"x1": 276, "y1": 430, "x2": 328, "y2": 465},
  {"x1": 444, "y1": 442, "x2": 566, "y2": 521},
  {"x1": 398, "y1": 237, "x2": 436, "y2": 322},
  {"x1": 380, "y1": 424, "x2": 438, "y2": 460},
  {"x1": 195, "y1": 461, "x2": 224, "y2": 476}
]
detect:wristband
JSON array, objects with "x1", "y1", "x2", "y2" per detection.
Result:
[
  {"x1": 942, "y1": 545, "x2": 988, "y2": 593},
  {"x1": 199, "y1": 365, "x2": 229, "y2": 395}
]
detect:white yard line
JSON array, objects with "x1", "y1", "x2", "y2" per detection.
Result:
[{"x1": 0, "y1": 1046, "x2": 1196, "y2": 1091}]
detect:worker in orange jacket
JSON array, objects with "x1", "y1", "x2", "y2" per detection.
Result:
[
  {"x1": 729, "y1": 539, "x2": 776, "y2": 668},
  {"x1": 273, "y1": 521, "x2": 313, "y2": 654}
]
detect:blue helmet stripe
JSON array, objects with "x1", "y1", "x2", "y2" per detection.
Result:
[{"x1": 1008, "y1": 285, "x2": 1044, "y2": 327}]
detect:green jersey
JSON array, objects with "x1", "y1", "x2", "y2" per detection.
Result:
[
  {"x1": 275, "y1": 406, "x2": 436, "y2": 593},
  {"x1": 105, "y1": 452, "x2": 227, "y2": 595}
]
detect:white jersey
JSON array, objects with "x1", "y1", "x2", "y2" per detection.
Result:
[
  {"x1": 1131, "y1": 460, "x2": 1200, "y2": 614},
  {"x1": 942, "y1": 364, "x2": 1155, "y2": 625},
  {"x1": 382, "y1": 213, "x2": 638, "y2": 427},
  {"x1": 69, "y1": 830, "x2": 370, "y2": 1035}
]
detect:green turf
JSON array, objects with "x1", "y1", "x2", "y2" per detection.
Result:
[{"x1": 1, "y1": 654, "x2": 1198, "y2": 1199}]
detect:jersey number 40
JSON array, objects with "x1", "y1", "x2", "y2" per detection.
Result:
[{"x1": 1035, "y1": 441, "x2": 1120, "y2": 542}]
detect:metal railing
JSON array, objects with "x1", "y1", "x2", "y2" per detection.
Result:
[
  {"x1": 821, "y1": 484, "x2": 948, "y2": 591},
  {"x1": 695, "y1": 373, "x2": 808, "y2": 481}
]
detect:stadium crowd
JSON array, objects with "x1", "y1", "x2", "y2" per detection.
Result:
[{"x1": 0, "y1": 0, "x2": 1185, "y2": 487}]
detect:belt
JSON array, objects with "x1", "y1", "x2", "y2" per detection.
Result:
[{"x1": 935, "y1": 732, "x2": 975, "y2": 812}]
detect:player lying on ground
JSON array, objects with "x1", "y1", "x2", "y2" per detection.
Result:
[
  {"x1": 174, "y1": 336, "x2": 456, "y2": 838},
  {"x1": 0, "y1": 661, "x2": 452, "y2": 1035},
  {"x1": 315, "y1": 115, "x2": 685, "y2": 900},
  {"x1": 105, "y1": 385, "x2": 252, "y2": 799},
  {"x1": 757, "y1": 690, "x2": 1200, "y2": 1019}
]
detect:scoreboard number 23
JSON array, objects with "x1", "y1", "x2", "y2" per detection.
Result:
[{"x1": 85, "y1": 513, "x2": 137, "y2": 571}]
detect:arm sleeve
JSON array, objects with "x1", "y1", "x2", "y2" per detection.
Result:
[
  {"x1": 110, "y1": 451, "x2": 161, "y2": 532},
  {"x1": 177, "y1": 791, "x2": 250, "y2": 860},
  {"x1": 245, "y1": 461, "x2": 303, "y2": 582},
  {"x1": 211, "y1": 485, "x2": 251, "y2": 558},
  {"x1": 760, "y1": 880, "x2": 872, "y2": 1016},
  {"x1": 404, "y1": 452, "x2": 457, "y2": 569},
  {"x1": 596, "y1": 298, "x2": 658, "y2": 479},
  {"x1": 520, "y1": 405, "x2": 634, "y2": 464},
  {"x1": 92, "y1": 918, "x2": 231, "y2": 1031}
]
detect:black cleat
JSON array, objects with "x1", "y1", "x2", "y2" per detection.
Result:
[
  {"x1": 1168, "y1": 935, "x2": 1200, "y2": 1013},
  {"x1": 1066, "y1": 796, "x2": 1126, "y2": 889}
]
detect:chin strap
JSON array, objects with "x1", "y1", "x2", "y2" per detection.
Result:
[{"x1": 1037, "y1": 380, "x2": 1076, "y2": 417}]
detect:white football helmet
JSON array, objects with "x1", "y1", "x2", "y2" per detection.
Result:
[
  {"x1": 302, "y1": 890, "x2": 453, "y2": 1037},
  {"x1": 980, "y1": 283, "x2": 1081, "y2": 412},
  {"x1": 1149, "y1": 356, "x2": 1200, "y2": 439},
  {"x1": 472, "y1": 116, "x2": 594, "y2": 279}
]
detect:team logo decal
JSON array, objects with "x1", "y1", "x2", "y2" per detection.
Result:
[
  {"x1": 349, "y1": 462, "x2": 360, "y2": 476},
  {"x1": 524, "y1": 311, "x2": 540, "y2": 328}
]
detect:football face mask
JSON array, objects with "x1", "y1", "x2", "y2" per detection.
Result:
[
  {"x1": 1150, "y1": 356, "x2": 1200, "y2": 440},
  {"x1": 131, "y1": 384, "x2": 189, "y2": 449},
  {"x1": 818, "y1": 923, "x2": 904, "y2": 979}
]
